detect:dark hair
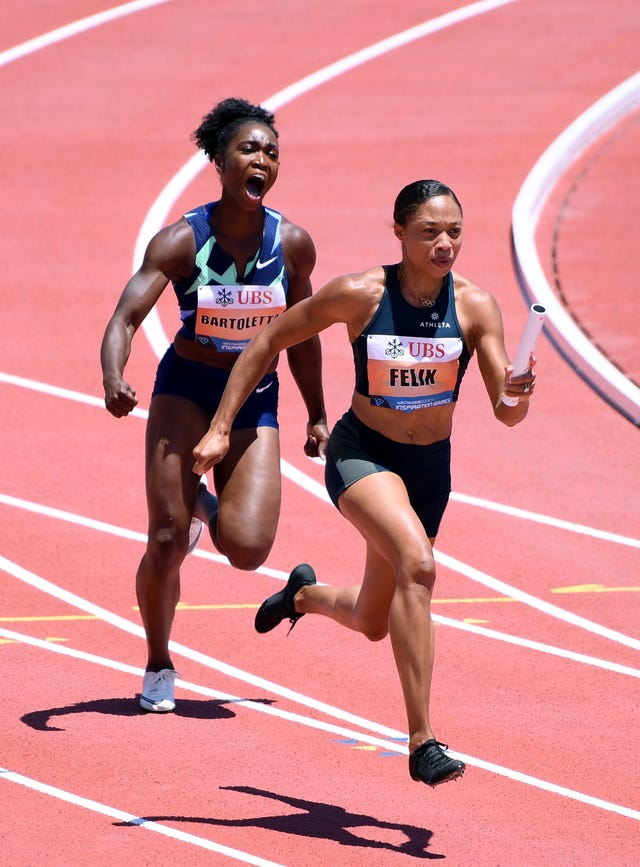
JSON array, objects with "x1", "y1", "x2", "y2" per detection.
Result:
[
  {"x1": 393, "y1": 180, "x2": 463, "y2": 225},
  {"x1": 191, "y1": 97, "x2": 278, "y2": 162}
]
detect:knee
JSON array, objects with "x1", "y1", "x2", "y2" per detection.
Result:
[
  {"x1": 361, "y1": 623, "x2": 389, "y2": 643},
  {"x1": 355, "y1": 613, "x2": 389, "y2": 643},
  {"x1": 224, "y1": 539, "x2": 272, "y2": 572},
  {"x1": 400, "y1": 555, "x2": 436, "y2": 596},
  {"x1": 147, "y1": 524, "x2": 188, "y2": 572}
]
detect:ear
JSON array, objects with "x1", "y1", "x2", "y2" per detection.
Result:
[
  {"x1": 393, "y1": 222, "x2": 403, "y2": 241},
  {"x1": 214, "y1": 157, "x2": 224, "y2": 173}
]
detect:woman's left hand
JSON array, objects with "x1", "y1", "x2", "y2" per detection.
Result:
[
  {"x1": 503, "y1": 357, "x2": 536, "y2": 403},
  {"x1": 304, "y1": 420, "x2": 331, "y2": 460}
]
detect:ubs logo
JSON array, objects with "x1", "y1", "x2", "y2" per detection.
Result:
[
  {"x1": 215, "y1": 288, "x2": 234, "y2": 307},
  {"x1": 385, "y1": 339, "x2": 405, "y2": 359}
]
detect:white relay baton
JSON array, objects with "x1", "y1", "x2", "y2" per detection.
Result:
[{"x1": 502, "y1": 303, "x2": 547, "y2": 406}]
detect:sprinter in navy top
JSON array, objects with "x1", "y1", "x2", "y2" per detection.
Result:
[{"x1": 101, "y1": 98, "x2": 328, "y2": 714}]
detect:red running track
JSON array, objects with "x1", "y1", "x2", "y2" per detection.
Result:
[{"x1": 1, "y1": 1, "x2": 639, "y2": 864}]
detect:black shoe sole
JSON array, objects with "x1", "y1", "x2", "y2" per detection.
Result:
[{"x1": 412, "y1": 765, "x2": 465, "y2": 788}]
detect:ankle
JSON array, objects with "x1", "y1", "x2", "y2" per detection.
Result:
[
  {"x1": 409, "y1": 732, "x2": 435, "y2": 754},
  {"x1": 292, "y1": 584, "x2": 311, "y2": 613}
]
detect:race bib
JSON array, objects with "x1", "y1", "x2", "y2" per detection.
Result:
[
  {"x1": 367, "y1": 333, "x2": 463, "y2": 411},
  {"x1": 195, "y1": 284, "x2": 286, "y2": 352}
]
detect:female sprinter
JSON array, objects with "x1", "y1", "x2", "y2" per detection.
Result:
[
  {"x1": 192, "y1": 179, "x2": 537, "y2": 786},
  {"x1": 101, "y1": 98, "x2": 329, "y2": 712}
]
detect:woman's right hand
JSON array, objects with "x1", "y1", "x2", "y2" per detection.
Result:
[
  {"x1": 192, "y1": 428, "x2": 230, "y2": 474},
  {"x1": 103, "y1": 376, "x2": 138, "y2": 418}
]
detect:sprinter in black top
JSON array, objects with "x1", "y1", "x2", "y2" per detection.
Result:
[{"x1": 193, "y1": 179, "x2": 537, "y2": 788}]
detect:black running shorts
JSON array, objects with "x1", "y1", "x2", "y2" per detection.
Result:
[{"x1": 325, "y1": 408, "x2": 451, "y2": 538}]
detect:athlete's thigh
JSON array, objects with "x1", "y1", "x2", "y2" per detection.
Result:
[
  {"x1": 214, "y1": 426, "x2": 282, "y2": 532},
  {"x1": 145, "y1": 394, "x2": 209, "y2": 526},
  {"x1": 338, "y1": 470, "x2": 429, "y2": 572}
]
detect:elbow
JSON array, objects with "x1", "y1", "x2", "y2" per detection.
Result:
[{"x1": 495, "y1": 403, "x2": 529, "y2": 427}]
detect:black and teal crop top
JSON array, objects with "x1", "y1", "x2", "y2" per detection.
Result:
[
  {"x1": 352, "y1": 265, "x2": 471, "y2": 411},
  {"x1": 173, "y1": 202, "x2": 287, "y2": 352}
]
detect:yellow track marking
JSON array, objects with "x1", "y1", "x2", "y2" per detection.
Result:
[
  {"x1": 0, "y1": 615, "x2": 99, "y2": 622},
  {"x1": 552, "y1": 584, "x2": 639, "y2": 594}
]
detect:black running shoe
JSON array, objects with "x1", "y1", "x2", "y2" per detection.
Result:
[
  {"x1": 409, "y1": 739, "x2": 465, "y2": 787},
  {"x1": 254, "y1": 564, "x2": 317, "y2": 634}
]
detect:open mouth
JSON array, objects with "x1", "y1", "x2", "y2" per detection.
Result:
[{"x1": 246, "y1": 175, "x2": 266, "y2": 199}]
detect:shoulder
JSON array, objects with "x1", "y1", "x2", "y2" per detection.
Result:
[
  {"x1": 317, "y1": 265, "x2": 386, "y2": 335},
  {"x1": 279, "y1": 214, "x2": 315, "y2": 258},
  {"x1": 145, "y1": 216, "x2": 196, "y2": 282},
  {"x1": 278, "y1": 214, "x2": 313, "y2": 247},
  {"x1": 452, "y1": 271, "x2": 505, "y2": 349},
  {"x1": 146, "y1": 216, "x2": 194, "y2": 250},
  {"x1": 275, "y1": 215, "x2": 315, "y2": 282},
  {"x1": 453, "y1": 271, "x2": 501, "y2": 317},
  {"x1": 338, "y1": 265, "x2": 386, "y2": 294}
]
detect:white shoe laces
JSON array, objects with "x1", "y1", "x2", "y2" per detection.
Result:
[{"x1": 144, "y1": 668, "x2": 179, "y2": 699}]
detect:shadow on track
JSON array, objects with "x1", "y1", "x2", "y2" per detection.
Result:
[
  {"x1": 114, "y1": 784, "x2": 445, "y2": 859},
  {"x1": 20, "y1": 697, "x2": 276, "y2": 731}
]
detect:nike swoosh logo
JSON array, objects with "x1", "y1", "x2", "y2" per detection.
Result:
[
  {"x1": 256, "y1": 381, "x2": 273, "y2": 394},
  {"x1": 256, "y1": 256, "x2": 277, "y2": 269}
]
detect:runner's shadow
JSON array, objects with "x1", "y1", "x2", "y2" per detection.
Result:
[
  {"x1": 20, "y1": 698, "x2": 273, "y2": 731},
  {"x1": 115, "y1": 784, "x2": 444, "y2": 859}
]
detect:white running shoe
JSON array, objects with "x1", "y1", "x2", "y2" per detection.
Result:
[
  {"x1": 187, "y1": 474, "x2": 209, "y2": 555},
  {"x1": 140, "y1": 668, "x2": 180, "y2": 712}
]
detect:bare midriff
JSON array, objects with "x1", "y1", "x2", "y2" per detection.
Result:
[
  {"x1": 350, "y1": 391, "x2": 455, "y2": 445},
  {"x1": 173, "y1": 330, "x2": 278, "y2": 374}
]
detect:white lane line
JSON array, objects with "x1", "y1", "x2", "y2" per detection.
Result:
[
  {"x1": 0, "y1": 0, "x2": 172, "y2": 68},
  {"x1": 1, "y1": 509, "x2": 638, "y2": 676},
  {"x1": 2, "y1": 625, "x2": 639, "y2": 824},
  {"x1": 2, "y1": 487, "x2": 638, "y2": 656},
  {"x1": 433, "y1": 616, "x2": 640, "y2": 680},
  {"x1": 434, "y1": 549, "x2": 640, "y2": 652},
  {"x1": 0, "y1": 492, "x2": 286, "y2": 579},
  {"x1": 0, "y1": 765, "x2": 284, "y2": 867},
  {"x1": 1, "y1": 370, "x2": 637, "y2": 550},
  {"x1": 450, "y1": 490, "x2": 640, "y2": 549}
]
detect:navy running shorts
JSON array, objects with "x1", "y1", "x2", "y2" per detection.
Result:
[
  {"x1": 325, "y1": 408, "x2": 451, "y2": 538},
  {"x1": 152, "y1": 344, "x2": 279, "y2": 429}
]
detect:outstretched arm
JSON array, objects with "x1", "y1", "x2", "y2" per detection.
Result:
[{"x1": 192, "y1": 274, "x2": 361, "y2": 473}]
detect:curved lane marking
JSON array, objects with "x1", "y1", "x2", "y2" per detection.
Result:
[
  {"x1": 0, "y1": 0, "x2": 172, "y2": 68},
  {"x1": 512, "y1": 72, "x2": 640, "y2": 425}
]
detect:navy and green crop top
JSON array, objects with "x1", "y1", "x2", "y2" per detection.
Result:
[
  {"x1": 172, "y1": 202, "x2": 288, "y2": 352},
  {"x1": 352, "y1": 264, "x2": 471, "y2": 411}
]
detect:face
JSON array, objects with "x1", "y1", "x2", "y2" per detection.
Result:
[
  {"x1": 215, "y1": 122, "x2": 280, "y2": 209},
  {"x1": 394, "y1": 195, "x2": 463, "y2": 276}
]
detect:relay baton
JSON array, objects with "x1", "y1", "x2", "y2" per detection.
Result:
[{"x1": 501, "y1": 303, "x2": 547, "y2": 406}]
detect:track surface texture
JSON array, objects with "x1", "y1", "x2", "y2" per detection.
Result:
[{"x1": 1, "y1": 1, "x2": 639, "y2": 865}]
